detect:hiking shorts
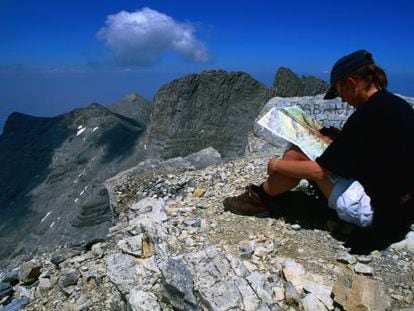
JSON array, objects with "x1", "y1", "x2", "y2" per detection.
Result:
[{"x1": 328, "y1": 175, "x2": 373, "y2": 228}]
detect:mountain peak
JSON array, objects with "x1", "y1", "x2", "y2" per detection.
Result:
[{"x1": 271, "y1": 67, "x2": 329, "y2": 97}]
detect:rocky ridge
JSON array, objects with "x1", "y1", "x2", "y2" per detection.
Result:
[
  {"x1": 0, "y1": 103, "x2": 147, "y2": 270},
  {"x1": 271, "y1": 68, "x2": 329, "y2": 98},
  {"x1": 1, "y1": 151, "x2": 413, "y2": 310}
]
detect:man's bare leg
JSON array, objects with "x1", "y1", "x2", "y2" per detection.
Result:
[
  {"x1": 263, "y1": 146, "x2": 334, "y2": 199},
  {"x1": 223, "y1": 145, "x2": 335, "y2": 216},
  {"x1": 263, "y1": 146, "x2": 307, "y2": 196}
]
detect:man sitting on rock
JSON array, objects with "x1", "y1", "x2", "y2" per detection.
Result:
[{"x1": 223, "y1": 50, "x2": 414, "y2": 250}]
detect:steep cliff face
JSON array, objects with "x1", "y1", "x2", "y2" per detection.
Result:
[
  {"x1": 147, "y1": 70, "x2": 271, "y2": 159},
  {"x1": 271, "y1": 67, "x2": 329, "y2": 97},
  {"x1": 0, "y1": 103, "x2": 146, "y2": 268}
]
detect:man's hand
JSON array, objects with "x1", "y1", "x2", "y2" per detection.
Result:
[
  {"x1": 319, "y1": 126, "x2": 341, "y2": 140},
  {"x1": 321, "y1": 135, "x2": 333, "y2": 144}
]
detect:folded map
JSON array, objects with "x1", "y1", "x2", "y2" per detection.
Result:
[{"x1": 256, "y1": 106, "x2": 330, "y2": 160}]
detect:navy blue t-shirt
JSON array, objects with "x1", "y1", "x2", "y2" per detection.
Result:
[{"x1": 316, "y1": 89, "x2": 414, "y2": 229}]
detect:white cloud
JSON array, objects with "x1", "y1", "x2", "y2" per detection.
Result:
[{"x1": 97, "y1": 7, "x2": 210, "y2": 66}]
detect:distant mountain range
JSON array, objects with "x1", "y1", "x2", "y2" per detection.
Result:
[{"x1": 0, "y1": 103, "x2": 148, "y2": 268}]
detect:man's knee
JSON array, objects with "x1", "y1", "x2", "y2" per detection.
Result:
[{"x1": 282, "y1": 145, "x2": 309, "y2": 161}]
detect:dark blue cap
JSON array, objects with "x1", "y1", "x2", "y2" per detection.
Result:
[{"x1": 324, "y1": 50, "x2": 375, "y2": 99}]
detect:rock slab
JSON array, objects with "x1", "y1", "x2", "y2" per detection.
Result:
[
  {"x1": 159, "y1": 258, "x2": 198, "y2": 311},
  {"x1": 333, "y1": 271, "x2": 391, "y2": 311}
]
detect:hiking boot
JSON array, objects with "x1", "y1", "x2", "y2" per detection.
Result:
[{"x1": 223, "y1": 184, "x2": 269, "y2": 217}]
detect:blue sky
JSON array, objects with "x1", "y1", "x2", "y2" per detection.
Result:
[{"x1": 1, "y1": 0, "x2": 414, "y2": 132}]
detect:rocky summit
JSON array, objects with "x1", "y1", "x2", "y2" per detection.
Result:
[
  {"x1": 108, "y1": 92, "x2": 152, "y2": 126},
  {"x1": 1, "y1": 152, "x2": 413, "y2": 310}
]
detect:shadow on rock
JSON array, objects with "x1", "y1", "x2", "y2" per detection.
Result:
[
  {"x1": 96, "y1": 119, "x2": 145, "y2": 165},
  {"x1": 267, "y1": 190, "x2": 414, "y2": 255},
  {"x1": 267, "y1": 190, "x2": 338, "y2": 229}
]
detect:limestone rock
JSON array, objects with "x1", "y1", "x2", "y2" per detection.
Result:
[
  {"x1": 159, "y1": 258, "x2": 198, "y2": 311},
  {"x1": 0, "y1": 297, "x2": 29, "y2": 311},
  {"x1": 51, "y1": 248, "x2": 82, "y2": 266},
  {"x1": 234, "y1": 277, "x2": 271, "y2": 311},
  {"x1": 355, "y1": 256, "x2": 371, "y2": 264},
  {"x1": 106, "y1": 147, "x2": 222, "y2": 211},
  {"x1": 246, "y1": 272, "x2": 274, "y2": 306},
  {"x1": 346, "y1": 275, "x2": 390, "y2": 310},
  {"x1": 0, "y1": 271, "x2": 19, "y2": 286},
  {"x1": 12, "y1": 284, "x2": 33, "y2": 299},
  {"x1": 19, "y1": 261, "x2": 42, "y2": 284},
  {"x1": 117, "y1": 234, "x2": 153, "y2": 258},
  {"x1": 407, "y1": 231, "x2": 414, "y2": 252},
  {"x1": 61, "y1": 269, "x2": 81, "y2": 288},
  {"x1": 332, "y1": 272, "x2": 352, "y2": 308},
  {"x1": 128, "y1": 289, "x2": 161, "y2": 311},
  {"x1": 391, "y1": 231, "x2": 414, "y2": 252},
  {"x1": 106, "y1": 253, "x2": 140, "y2": 294},
  {"x1": 182, "y1": 246, "x2": 276, "y2": 310},
  {"x1": 130, "y1": 197, "x2": 167, "y2": 221},
  {"x1": 0, "y1": 282, "x2": 13, "y2": 300},
  {"x1": 193, "y1": 188, "x2": 206, "y2": 198},
  {"x1": 184, "y1": 147, "x2": 222, "y2": 169},
  {"x1": 354, "y1": 263, "x2": 373, "y2": 275},
  {"x1": 199, "y1": 278, "x2": 242, "y2": 310},
  {"x1": 253, "y1": 245, "x2": 273, "y2": 258},
  {"x1": 284, "y1": 281, "x2": 301, "y2": 306},
  {"x1": 302, "y1": 293, "x2": 328, "y2": 311},
  {"x1": 238, "y1": 240, "x2": 255, "y2": 259},
  {"x1": 336, "y1": 253, "x2": 357, "y2": 265},
  {"x1": 38, "y1": 277, "x2": 53, "y2": 293},
  {"x1": 333, "y1": 272, "x2": 391, "y2": 310},
  {"x1": 245, "y1": 132, "x2": 285, "y2": 155},
  {"x1": 109, "y1": 287, "x2": 129, "y2": 311},
  {"x1": 91, "y1": 243, "x2": 105, "y2": 258},
  {"x1": 282, "y1": 259, "x2": 305, "y2": 292},
  {"x1": 228, "y1": 256, "x2": 249, "y2": 278},
  {"x1": 303, "y1": 280, "x2": 333, "y2": 310}
]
